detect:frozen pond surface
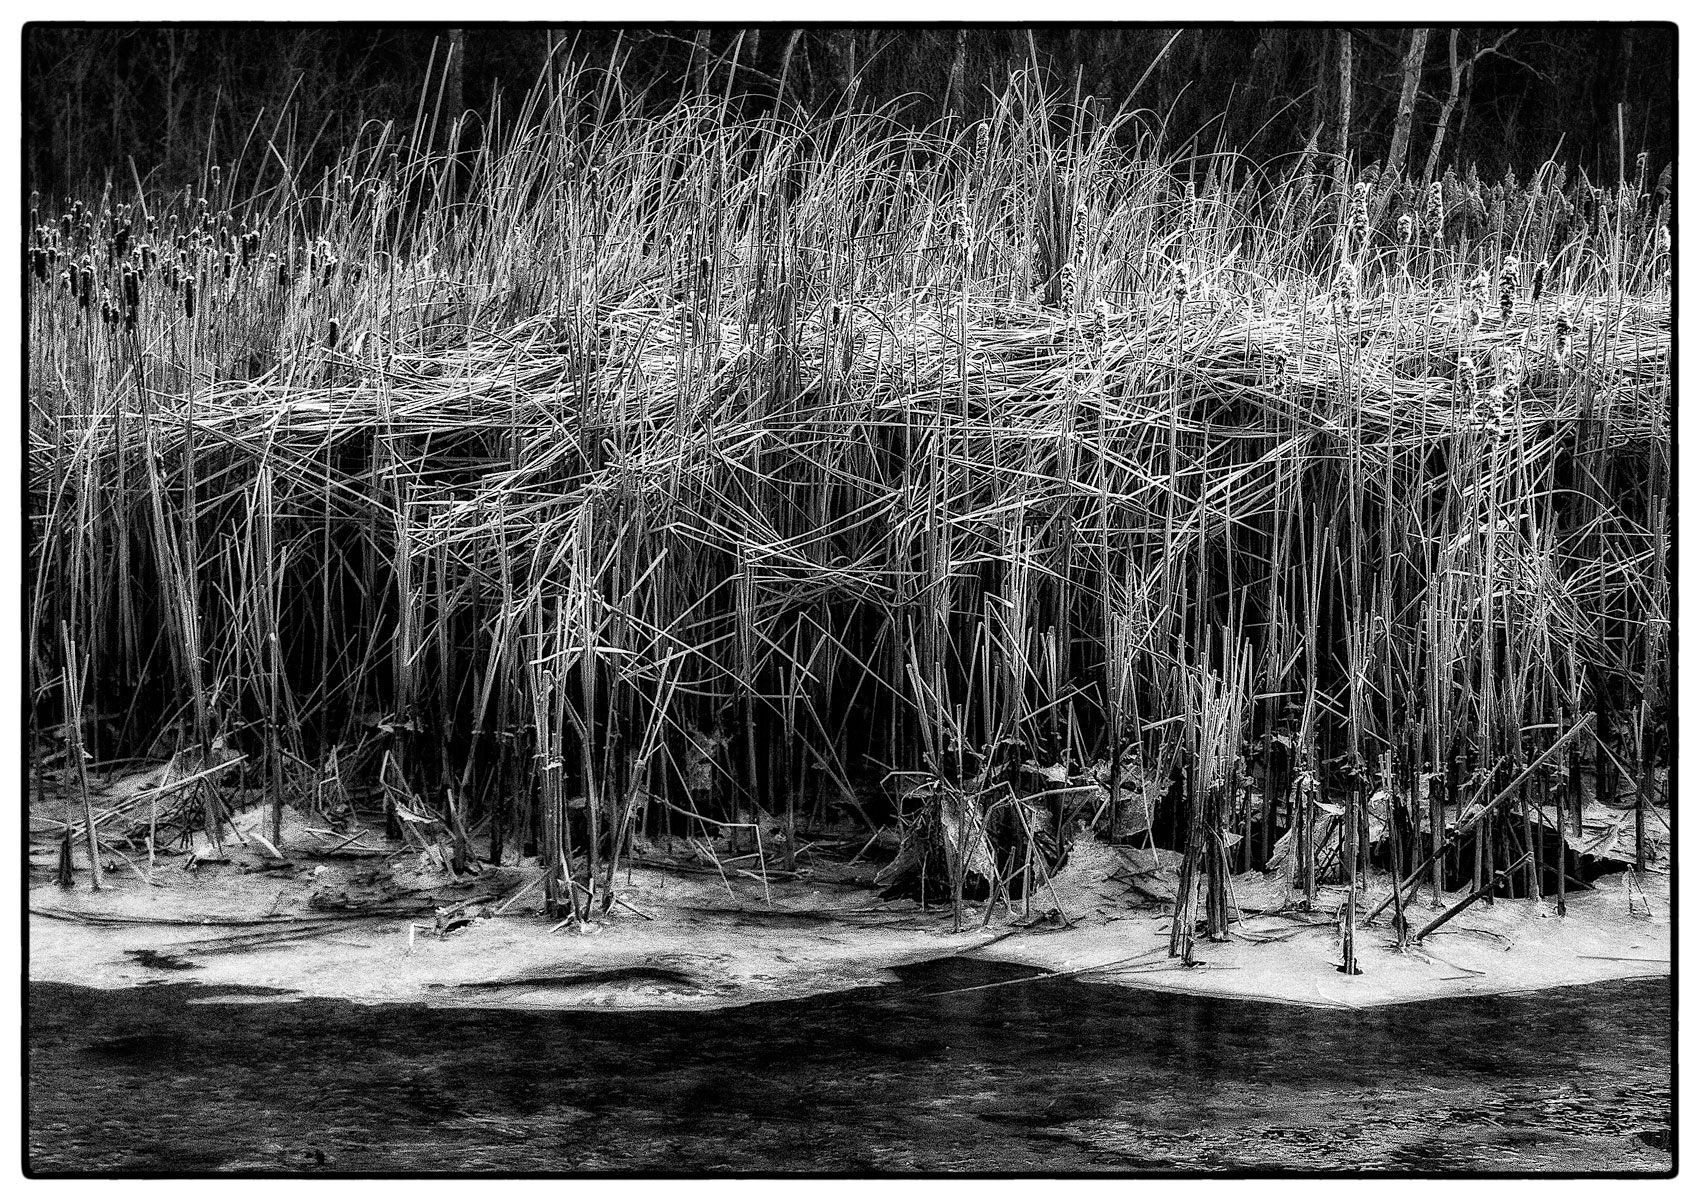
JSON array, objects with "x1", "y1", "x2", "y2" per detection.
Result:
[{"x1": 28, "y1": 964, "x2": 1670, "y2": 1173}]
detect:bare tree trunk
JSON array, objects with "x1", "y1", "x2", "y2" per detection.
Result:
[
  {"x1": 775, "y1": 30, "x2": 803, "y2": 106},
  {"x1": 944, "y1": 29, "x2": 968, "y2": 119},
  {"x1": 444, "y1": 28, "x2": 464, "y2": 122},
  {"x1": 825, "y1": 28, "x2": 856, "y2": 98},
  {"x1": 692, "y1": 28, "x2": 710, "y2": 94},
  {"x1": 1334, "y1": 30, "x2": 1354, "y2": 232},
  {"x1": 1386, "y1": 29, "x2": 1430, "y2": 182},
  {"x1": 1421, "y1": 29, "x2": 1463, "y2": 186},
  {"x1": 1456, "y1": 30, "x2": 1478, "y2": 150},
  {"x1": 545, "y1": 29, "x2": 567, "y2": 100}
]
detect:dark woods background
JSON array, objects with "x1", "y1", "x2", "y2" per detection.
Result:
[{"x1": 24, "y1": 24, "x2": 1675, "y2": 197}]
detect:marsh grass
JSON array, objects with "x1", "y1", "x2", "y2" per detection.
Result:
[{"x1": 28, "y1": 62, "x2": 1671, "y2": 932}]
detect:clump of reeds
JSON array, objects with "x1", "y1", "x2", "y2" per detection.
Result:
[{"x1": 25, "y1": 60, "x2": 1670, "y2": 932}]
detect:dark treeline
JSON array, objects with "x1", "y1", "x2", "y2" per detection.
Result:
[{"x1": 25, "y1": 23, "x2": 1674, "y2": 196}]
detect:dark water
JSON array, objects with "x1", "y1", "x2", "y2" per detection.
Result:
[{"x1": 28, "y1": 963, "x2": 1671, "y2": 1174}]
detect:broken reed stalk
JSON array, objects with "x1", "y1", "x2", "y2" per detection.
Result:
[
  {"x1": 1415, "y1": 851, "x2": 1533, "y2": 942},
  {"x1": 59, "y1": 624, "x2": 103, "y2": 890},
  {"x1": 1365, "y1": 712, "x2": 1595, "y2": 923}
]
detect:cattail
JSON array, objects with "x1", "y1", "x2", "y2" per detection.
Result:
[
  {"x1": 223, "y1": 251, "x2": 235, "y2": 280},
  {"x1": 78, "y1": 260, "x2": 94, "y2": 309},
  {"x1": 1091, "y1": 299, "x2": 1110, "y2": 343},
  {"x1": 122, "y1": 265, "x2": 139, "y2": 310},
  {"x1": 100, "y1": 290, "x2": 114, "y2": 327},
  {"x1": 1171, "y1": 260, "x2": 1191, "y2": 303},
  {"x1": 275, "y1": 254, "x2": 289, "y2": 292},
  {"x1": 1270, "y1": 340, "x2": 1290, "y2": 374},
  {"x1": 972, "y1": 120, "x2": 990, "y2": 184},
  {"x1": 1477, "y1": 385, "x2": 1506, "y2": 436},
  {"x1": 182, "y1": 275, "x2": 196, "y2": 319},
  {"x1": 1425, "y1": 181, "x2": 1444, "y2": 239},
  {"x1": 1459, "y1": 354, "x2": 1478, "y2": 400},
  {"x1": 1531, "y1": 259, "x2": 1548, "y2": 307},
  {"x1": 1553, "y1": 303, "x2": 1575, "y2": 365},
  {"x1": 1467, "y1": 266, "x2": 1490, "y2": 331},
  {"x1": 1072, "y1": 200, "x2": 1087, "y2": 256},
  {"x1": 61, "y1": 213, "x2": 73, "y2": 245},
  {"x1": 949, "y1": 195, "x2": 973, "y2": 252},
  {"x1": 210, "y1": 164, "x2": 221, "y2": 196},
  {"x1": 1396, "y1": 212, "x2": 1414, "y2": 247},
  {"x1": 59, "y1": 269, "x2": 72, "y2": 295},
  {"x1": 1182, "y1": 179, "x2": 1198, "y2": 249},
  {"x1": 326, "y1": 317, "x2": 340, "y2": 350},
  {"x1": 1334, "y1": 260, "x2": 1359, "y2": 320},
  {"x1": 1059, "y1": 261, "x2": 1076, "y2": 310},
  {"x1": 1350, "y1": 180, "x2": 1370, "y2": 245},
  {"x1": 1498, "y1": 347, "x2": 1526, "y2": 395},
  {"x1": 30, "y1": 246, "x2": 47, "y2": 282},
  {"x1": 1498, "y1": 256, "x2": 1519, "y2": 324}
]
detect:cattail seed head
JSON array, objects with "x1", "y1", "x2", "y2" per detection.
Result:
[
  {"x1": 1350, "y1": 180, "x2": 1370, "y2": 244},
  {"x1": 1469, "y1": 266, "x2": 1490, "y2": 308},
  {"x1": 1531, "y1": 259, "x2": 1548, "y2": 307},
  {"x1": 1334, "y1": 260, "x2": 1360, "y2": 320},
  {"x1": 182, "y1": 275, "x2": 196, "y2": 319},
  {"x1": 1171, "y1": 260, "x2": 1191, "y2": 302},
  {"x1": 949, "y1": 195, "x2": 973, "y2": 251},
  {"x1": 122, "y1": 265, "x2": 139, "y2": 310},
  {"x1": 1498, "y1": 347, "x2": 1526, "y2": 394},
  {"x1": 1396, "y1": 212, "x2": 1414, "y2": 246},
  {"x1": 1459, "y1": 354, "x2": 1478, "y2": 399},
  {"x1": 972, "y1": 121, "x2": 990, "y2": 183},
  {"x1": 1553, "y1": 302, "x2": 1575, "y2": 365},
  {"x1": 1425, "y1": 181, "x2": 1444, "y2": 239},
  {"x1": 326, "y1": 317, "x2": 340, "y2": 349},
  {"x1": 1498, "y1": 256, "x2": 1519, "y2": 324},
  {"x1": 1060, "y1": 261, "x2": 1077, "y2": 309}
]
